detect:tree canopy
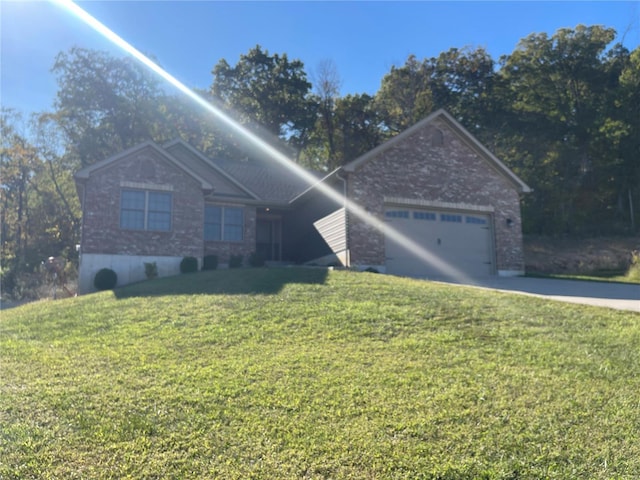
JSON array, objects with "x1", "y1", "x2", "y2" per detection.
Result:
[{"x1": 210, "y1": 45, "x2": 316, "y2": 148}]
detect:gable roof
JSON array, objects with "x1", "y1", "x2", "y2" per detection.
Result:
[
  {"x1": 75, "y1": 139, "x2": 319, "y2": 206},
  {"x1": 163, "y1": 139, "x2": 319, "y2": 204},
  {"x1": 163, "y1": 140, "x2": 260, "y2": 200},
  {"x1": 343, "y1": 109, "x2": 532, "y2": 194},
  {"x1": 74, "y1": 140, "x2": 214, "y2": 191}
]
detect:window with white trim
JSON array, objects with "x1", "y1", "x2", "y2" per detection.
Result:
[
  {"x1": 204, "y1": 206, "x2": 244, "y2": 242},
  {"x1": 120, "y1": 189, "x2": 172, "y2": 231}
]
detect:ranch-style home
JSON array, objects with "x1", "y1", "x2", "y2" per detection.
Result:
[{"x1": 74, "y1": 109, "x2": 531, "y2": 293}]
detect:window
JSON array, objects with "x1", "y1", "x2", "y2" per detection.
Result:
[
  {"x1": 413, "y1": 211, "x2": 436, "y2": 221},
  {"x1": 385, "y1": 210, "x2": 409, "y2": 219},
  {"x1": 121, "y1": 190, "x2": 145, "y2": 230},
  {"x1": 440, "y1": 213, "x2": 462, "y2": 223},
  {"x1": 120, "y1": 190, "x2": 171, "y2": 231},
  {"x1": 204, "y1": 206, "x2": 221, "y2": 241},
  {"x1": 205, "y1": 206, "x2": 244, "y2": 242},
  {"x1": 147, "y1": 192, "x2": 172, "y2": 231},
  {"x1": 466, "y1": 216, "x2": 488, "y2": 225}
]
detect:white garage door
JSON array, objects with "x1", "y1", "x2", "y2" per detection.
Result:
[{"x1": 384, "y1": 207, "x2": 494, "y2": 278}]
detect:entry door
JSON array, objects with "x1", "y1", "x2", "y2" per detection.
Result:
[
  {"x1": 385, "y1": 207, "x2": 494, "y2": 279},
  {"x1": 256, "y1": 218, "x2": 282, "y2": 261}
]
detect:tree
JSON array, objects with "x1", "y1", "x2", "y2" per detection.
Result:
[
  {"x1": 312, "y1": 59, "x2": 342, "y2": 164},
  {"x1": 374, "y1": 47, "x2": 497, "y2": 140},
  {"x1": 302, "y1": 60, "x2": 381, "y2": 170},
  {"x1": 155, "y1": 90, "x2": 239, "y2": 159},
  {"x1": 0, "y1": 110, "x2": 42, "y2": 295},
  {"x1": 375, "y1": 55, "x2": 433, "y2": 134},
  {"x1": 600, "y1": 46, "x2": 640, "y2": 231},
  {"x1": 32, "y1": 113, "x2": 81, "y2": 236},
  {"x1": 300, "y1": 93, "x2": 382, "y2": 171},
  {"x1": 497, "y1": 25, "x2": 621, "y2": 233},
  {"x1": 51, "y1": 47, "x2": 165, "y2": 167},
  {"x1": 211, "y1": 45, "x2": 315, "y2": 152},
  {"x1": 332, "y1": 94, "x2": 383, "y2": 166},
  {"x1": 427, "y1": 47, "x2": 498, "y2": 142}
]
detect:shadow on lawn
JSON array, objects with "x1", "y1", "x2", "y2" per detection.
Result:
[{"x1": 113, "y1": 266, "x2": 329, "y2": 299}]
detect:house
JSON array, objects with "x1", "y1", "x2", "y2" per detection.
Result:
[{"x1": 74, "y1": 109, "x2": 531, "y2": 293}]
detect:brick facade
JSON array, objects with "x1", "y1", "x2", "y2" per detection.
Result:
[
  {"x1": 76, "y1": 111, "x2": 528, "y2": 292},
  {"x1": 79, "y1": 146, "x2": 261, "y2": 269},
  {"x1": 80, "y1": 146, "x2": 204, "y2": 259},
  {"x1": 345, "y1": 117, "x2": 526, "y2": 273}
]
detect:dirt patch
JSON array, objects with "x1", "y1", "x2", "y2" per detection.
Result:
[{"x1": 524, "y1": 235, "x2": 640, "y2": 275}]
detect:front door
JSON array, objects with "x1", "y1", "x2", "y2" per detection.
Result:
[{"x1": 256, "y1": 217, "x2": 282, "y2": 261}]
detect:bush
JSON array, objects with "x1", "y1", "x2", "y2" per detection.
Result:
[
  {"x1": 248, "y1": 251, "x2": 265, "y2": 268},
  {"x1": 94, "y1": 268, "x2": 117, "y2": 291},
  {"x1": 202, "y1": 255, "x2": 218, "y2": 271},
  {"x1": 180, "y1": 256, "x2": 198, "y2": 274},
  {"x1": 144, "y1": 262, "x2": 158, "y2": 279},
  {"x1": 229, "y1": 255, "x2": 243, "y2": 269},
  {"x1": 364, "y1": 267, "x2": 379, "y2": 274}
]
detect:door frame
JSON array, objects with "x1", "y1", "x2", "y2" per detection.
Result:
[{"x1": 256, "y1": 213, "x2": 283, "y2": 262}]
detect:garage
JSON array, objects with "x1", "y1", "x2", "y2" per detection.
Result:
[
  {"x1": 308, "y1": 110, "x2": 530, "y2": 277},
  {"x1": 384, "y1": 206, "x2": 494, "y2": 278}
]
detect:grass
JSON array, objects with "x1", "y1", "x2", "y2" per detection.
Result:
[
  {"x1": 2, "y1": 268, "x2": 640, "y2": 479},
  {"x1": 526, "y1": 270, "x2": 640, "y2": 284}
]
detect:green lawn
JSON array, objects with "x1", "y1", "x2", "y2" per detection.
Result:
[
  {"x1": 527, "y1": 271, "x2": 640, "y2": 284},
  {"x1": 2, "y1": 268, "x2": 640, "y2": 479}
]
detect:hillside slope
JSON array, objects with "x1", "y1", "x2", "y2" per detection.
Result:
[
  {"x1": 1, "y1": 268, "x2": 639, "y2": 479},
  {"x1": 524, "y1": 235, "x2": 639, "y2": 274}
]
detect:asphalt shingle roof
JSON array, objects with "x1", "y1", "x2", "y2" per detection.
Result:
[
  {"x1": 210, "y1": 157, "x2": 319, "y2": 205},
  {"x1": 163, "y1": 139, "x2": 321, "y2": 205}
]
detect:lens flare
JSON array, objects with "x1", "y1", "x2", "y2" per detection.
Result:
[{"x1": 51, "y1": 0, "x2": 472, "y2": 284}]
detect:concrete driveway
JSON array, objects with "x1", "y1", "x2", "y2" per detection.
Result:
[{"x1": 450, "y1": 277, "x2": 640, "y2": 312}]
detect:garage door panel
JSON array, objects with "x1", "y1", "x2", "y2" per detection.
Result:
[{"x1": 384, "y1": 207, "x2": 493, "y2": 278}]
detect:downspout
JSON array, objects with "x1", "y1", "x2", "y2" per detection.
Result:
[{"x1": 335, "y1": 170, "x2": 350, "y2": 267}]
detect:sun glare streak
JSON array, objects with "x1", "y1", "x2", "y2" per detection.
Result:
[{"x1": 51, "y1": 0, "x2": 473, "y2": 284}]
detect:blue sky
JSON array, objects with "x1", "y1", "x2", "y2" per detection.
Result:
[{"x1": 2, "y1": 1, "x2": 639, "y2": 117}]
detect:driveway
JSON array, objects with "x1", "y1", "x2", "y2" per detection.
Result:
[{"x1": 450, "y1": 277, "x2": 640, "y2": 312}]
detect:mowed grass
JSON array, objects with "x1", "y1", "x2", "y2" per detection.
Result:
[{"x1": 2, "y1": 268, "x2": 640, "y2": 479}]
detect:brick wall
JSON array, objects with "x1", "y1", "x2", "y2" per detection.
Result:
[
  {"x1": 80, "y1": 146, "x2": 204, "y2": 259},
  {"x1": 346, "y1": 118, "x2": 525, "y2": 273}
]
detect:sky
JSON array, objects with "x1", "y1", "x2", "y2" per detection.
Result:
[{"x1": 1, "y1": 1, "x2": 639, "y2": 117}]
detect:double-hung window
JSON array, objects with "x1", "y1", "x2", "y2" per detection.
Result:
[
  {"x1": 204, "y1": 206, "x2": 244, "y2": 242},
  {"x1": 120, "y1": 189, "x2": 172, "y2": 231}
]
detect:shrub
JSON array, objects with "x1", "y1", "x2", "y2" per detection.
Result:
[
  {"x1": 202, "y1": 255, "x2": 218, "y2": 271},
  {"x1": 248, "y1": 251, "x2": 265, "y2": 268},
  {"x1": 229, "y1": 255, "x2": 243, "y2": 269},
  {"x1": 144, "y1": 262, "x2": 158, "y2": 279},
  {"x1": 180, "y1": 256, "x2": 198, "y2": 274},
  {"x1": 364, "y1": 267, "x2": 379, "y2": 273},
  {"x1": 94, "y1": 268, "x2": 117, "y2": 291}
]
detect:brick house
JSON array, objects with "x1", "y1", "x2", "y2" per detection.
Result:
[{"x1": 75, "y1": 109, "x2": 530, "y2": 293}]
